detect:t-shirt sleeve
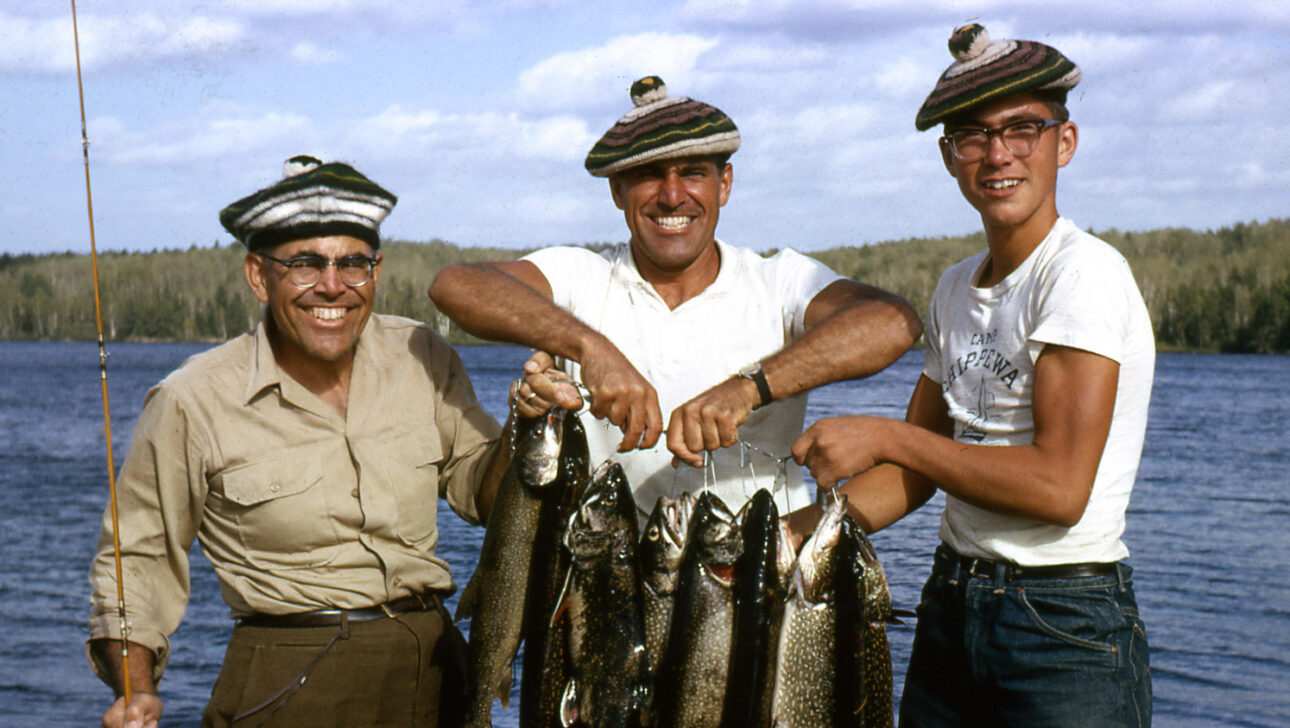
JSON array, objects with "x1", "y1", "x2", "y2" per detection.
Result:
[
  {"x1": 522, "y1": 246, "x2": 612, "y2": 314},
  {"x1": 766, "y1": 248, "x2": 845, "y2": 338},
  {"x1": 1028, "y1": 246, "x2": 1138, "y2": 365}
]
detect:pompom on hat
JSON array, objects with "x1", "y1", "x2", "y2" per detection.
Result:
[
  {"x1": 915, "y1": 24, "x2": 1081, "y2": 131},
  {"x1": 584, "y1": 76, "x2": 741, "y2": 178},
  {"x1": 219, "y1": 155, "x2": 397, "y2": 251}
]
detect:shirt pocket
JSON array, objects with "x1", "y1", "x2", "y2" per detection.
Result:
[
  {"x1": 217, "y1": 458, "x2": 339, "y2": 566},
  {"x1": 377, "y1": 427, "x2": 445, "y2": 547}
]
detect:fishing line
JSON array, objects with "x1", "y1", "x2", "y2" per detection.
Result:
[{"x1": 71, "y1": 0, "x2": 134, "y2": 704}]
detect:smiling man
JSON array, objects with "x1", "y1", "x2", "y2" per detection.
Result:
[
  {"x1": 792, "y1": 25, "x2": 1155, "y2": 725},
  {"x1": 430, "y1": 76, "x2": 921, "y2": 518},
  {"x1": 87, "y1": 156, "x2": 512, "y2": 728}
]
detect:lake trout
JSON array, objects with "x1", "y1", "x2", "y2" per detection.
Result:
[
  {"x1": 721, "y1": 488, "x2": 784, "y2": 728},
  {"x1": 769, "y1": 495, "x2": 848, "y2": 728},
  {"x1": 559, "y1": 462, "x2": 649, "y2": 728},
  {"x1": 521, "y1": 412, "x2": 591, "y2": 728},
  {"x1": 457, "y1": 410, "x2": 568, "y2": 728},
  {"x1": 851, "y1": 520, "x2": 895, "y2": 728},
  {"x1": 639, "y1": 492, "x2": 692, "y2": 692},
  {"x1": 652, "y1": 491, "x2": 743, "y2": 728}
]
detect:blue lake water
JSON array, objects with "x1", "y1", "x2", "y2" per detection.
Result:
[{"x1": 1, "y1": 340, "x2": 1287, "y2": 727}]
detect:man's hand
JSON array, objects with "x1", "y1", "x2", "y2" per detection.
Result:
[
  {"x1": 791, "y1": 415, "x2": 889, "y2": 489},
  {"x1": 517, "y1": 349, "x2": 663, "y2": 452},
  {"x1": 665, "y1": 376, "x2": 761, "y2": 467},
  {"x1": 101, "y1": 692, "x2": 162, "y2": 728},
  {"x1": 513, "y1": 351, "x2": 585, "y2": 419}
]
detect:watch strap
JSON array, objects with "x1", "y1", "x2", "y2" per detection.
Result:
[{"x1": 745, "y1": 365, "x2": 772, "y2": 409}]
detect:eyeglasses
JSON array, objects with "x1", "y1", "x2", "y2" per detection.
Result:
[
  {"x1": 942, "y1": 118, "x2": 1065, "y2": 162},
  {"x1": 258, "y1": 252, "x2": 380, "y2": 288}
]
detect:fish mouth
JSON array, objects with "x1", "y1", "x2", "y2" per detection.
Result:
[{"x1": 703, "y1": 561, "x2": 736, "y2": 587}]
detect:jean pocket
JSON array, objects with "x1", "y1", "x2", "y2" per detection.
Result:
[{"x1": 1015, "y1": 587, "x2": 1124, "y2": 664}]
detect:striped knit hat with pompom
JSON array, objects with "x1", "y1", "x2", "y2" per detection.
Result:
[
  {"x1": 584, "y1": 76, "x2": 741, "y2": 177},
  {"x1": 219, "y1": 155, "x2": 397, "y2": 251},
  {"x1": 915, "y1": 24, "x2": 1081, "y2": 131}
]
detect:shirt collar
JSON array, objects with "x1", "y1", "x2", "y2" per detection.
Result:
[
  {"x1": 241, "y1": 312, "x2": 384, "y2": 410},
  {"x1": 614, "y1": 238, "x2": 738, "y2": 304}
]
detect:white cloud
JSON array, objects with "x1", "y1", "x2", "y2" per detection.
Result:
[
  {"x1": 0, "y1": 10, "x2": 244, "y2": 74},
  {"x1": 515, "y1": 33, "x2": 721, "y2": 112},
  {"x1": 290, "y1": 41, "x2": 347, "y2": 65},
  {"x1": 354, "y1": 104, "x2": 591, "y2": 163},
  {"x1": 91, "y1": 108, "x2": 312, "y2": 167}
]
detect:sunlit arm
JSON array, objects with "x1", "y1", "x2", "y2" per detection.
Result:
[{"x1": 795, "y1": 345, "x2": 1118, "y2": 530}]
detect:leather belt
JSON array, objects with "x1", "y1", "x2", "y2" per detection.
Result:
[
  {"x1": 939, "y1": 544, "x2": 1116, "y2": 582},
  {"x1": 237, "y1": 594, "x2": 435, "y2": 628}
]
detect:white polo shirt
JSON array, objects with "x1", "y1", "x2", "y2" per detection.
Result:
[{"x1": 525, "y1": 240, "x2": 841, "y2": 519}]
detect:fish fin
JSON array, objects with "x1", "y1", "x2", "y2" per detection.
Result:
[
  {"x1": 454, "y1": 575, "x2": 479, "y2": 622},
  {"x1": 889, "y1": 607, "x2": 916, "y2": 624},
  {"x1": 560, "y1": 678, "x2": 579, "y2": 727},
  {"x1": 496, "y1": 659, "x2": 514, "y2": 708}
]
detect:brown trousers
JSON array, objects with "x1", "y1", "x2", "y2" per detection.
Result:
[{"x1": 202, "y1": 603, "x2": 467, "y2": 728}]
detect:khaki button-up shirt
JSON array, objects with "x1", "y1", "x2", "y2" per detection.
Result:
[{"x1": 88, "y1": 314, "x2": 501, "y2": 680}]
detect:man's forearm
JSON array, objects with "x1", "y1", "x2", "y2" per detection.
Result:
[
  {"x1": 762, "y1": 282, "x2": 922, "y2": 402},
  {"x1": 429, "y1": 262, "x2": 602, "y2": 361},
  {"x1": 90, "y1": 639, "x2": 158, "y2": 697}
]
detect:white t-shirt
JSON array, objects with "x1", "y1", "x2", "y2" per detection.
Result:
[
  {"x1": 923, "y1": 217, "x2": 1155, "y2": 565},
  {"x1": 525, "y1": 240, "x2": 841, "y2": 520}
]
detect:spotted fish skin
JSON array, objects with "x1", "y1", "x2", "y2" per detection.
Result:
[
  {"x1": 560, "y1": 462, "x2": 649, "y2": 728},
  {"x1": 520, "y1": 413, "x2": 590, "y2": 728},
  {"x1": 770, "y1": 496, "x2": 846, "y2": 728},
  {"x1": 652, "y1": 491, "x2": 743, "y2": 728},
  {"x1": 457, "y1": 410, "x2": 569, "y2": 728}
]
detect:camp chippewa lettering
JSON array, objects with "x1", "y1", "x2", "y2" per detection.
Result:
[{"x1": 943, "y1": 346, "x2": 1021, "y2": 390}]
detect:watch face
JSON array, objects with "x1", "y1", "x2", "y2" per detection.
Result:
[{"x1": 739, "y1": 362, "x2": 761, "y2": 378}]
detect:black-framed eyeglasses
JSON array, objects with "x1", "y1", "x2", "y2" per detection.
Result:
[
  {"x1": 942, "y1": 118, "x2": 1065, "y2": 162},
  {"x1": 258, "y1": 252, "x2": 380, "y2": 288}
]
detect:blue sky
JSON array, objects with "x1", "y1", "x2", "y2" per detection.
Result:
[{"x1": 5, "y1": 1, "x2": 1288, "y2": 256}]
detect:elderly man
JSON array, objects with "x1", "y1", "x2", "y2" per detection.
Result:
[
  {"x1": 88, "y1": 156, "x2": 509, "y2": 728},
  {"x1": 431, "y1": 76, "x2": 921, "y2": 518},
  {"x1": 793, "y1": 26, "x2": 1155, "y2": 725}
]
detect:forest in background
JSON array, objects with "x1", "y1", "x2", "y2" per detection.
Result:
[{"x1": 3, "y1": 218, "x2": 1288, "y2": 353}]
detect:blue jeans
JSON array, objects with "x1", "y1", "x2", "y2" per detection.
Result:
[{"x1": 899, "y1": 544, "x2": 1152, "y2": 727}]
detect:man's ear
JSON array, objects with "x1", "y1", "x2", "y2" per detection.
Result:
[
  {"x1": 244, "y1": 252, "x2": 271, "y2": 304},
  {"x1": 609, "y1": 176, "x2": 626, "y2": 210},
  {"x1": 1057, "y1": 121, "x2": 1079, "y2": 168},
  {"x1": 717, "y1": 162, "x2": 733, "y2": 207}
]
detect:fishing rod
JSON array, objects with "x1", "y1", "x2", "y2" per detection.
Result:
[{"x1": 71, "y1": 0, "x2": 134, "y2": 705}]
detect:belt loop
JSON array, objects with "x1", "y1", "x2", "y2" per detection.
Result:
[
  {"x1": 992, "y1": 562, "x2": 1007, "y2": 593},
  {"x1": 1115, "y1": 562, "x2": 1127, "y2": 592},
  {"x1": 340, "y1": 611, "x2": 351, "y2": 639},
  {"x1": 944, "y1": 547, "x2": 962, "y2": 585}
]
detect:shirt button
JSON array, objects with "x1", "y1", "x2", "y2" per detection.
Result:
[
  {"x1": 269, "y1": 483, "x2": 280, "y2": 492},
  {"x1": 351, "y1": 489, "x2": 360, "y2": 498}
]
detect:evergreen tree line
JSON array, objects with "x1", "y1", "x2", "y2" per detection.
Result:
[{"x1": 2, "y1": 220, "x2": 1287, "y2": 353}]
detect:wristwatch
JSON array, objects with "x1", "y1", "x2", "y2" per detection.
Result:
[{"x1": 738, "y1": 361, "x2": 773, "y2": 410}]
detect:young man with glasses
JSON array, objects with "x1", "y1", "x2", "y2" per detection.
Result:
[
  {"x1": 792, "y1": 25, "x2": 1155, "y2": 725},
  {"x1": 87, "y1": 156, "x2": 512, "y2": 728}
]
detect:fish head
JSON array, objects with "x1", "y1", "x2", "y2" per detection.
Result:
[
  {"x1": 641, "y1": 495, "x2": 688, "y2": 592},
  {"x1": 518, "y1": 408, "x2": 567, "y2": 488},
  {"x1": 791, "y1": 494, "x2": 847, "y2": 603},
  {"x1": 572, "y1": 462, "x2": 640, "y2": 538},
  {"x1": 688, "y1": 491, "x2": 743, "y2": 585}
]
